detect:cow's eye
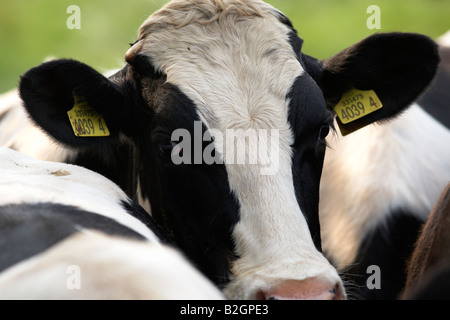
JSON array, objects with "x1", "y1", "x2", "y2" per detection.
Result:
[
  {"x1": 152, "y1": 130, "x2": 178, "y2": 160},
  {"x1": 318, "y1": 125, "x2": 330, "y2": 141},
  {"x1": 157, "y1": 139, "x2": 177, "y2": 158}
]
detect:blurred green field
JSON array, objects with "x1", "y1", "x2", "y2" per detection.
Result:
[{"x1": 1, "y1": 0, "x2": 449, "y2": 93}]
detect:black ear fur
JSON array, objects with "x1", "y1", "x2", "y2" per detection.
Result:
[
  {"x1": 19, "y1": 59, "x2": 129, "y2": 147},
  {"x1": 321, "y1": 32, "x2": 440, "y2": 126}
]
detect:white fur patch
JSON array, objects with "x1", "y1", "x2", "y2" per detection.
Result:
[
  {"x1": 0, "y1": 147, "x2": 158, "y2": 242},
  {"x1": 320, "y1": 104, "x2": 450, "y2": 268}
]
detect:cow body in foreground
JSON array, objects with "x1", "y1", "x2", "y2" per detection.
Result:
[
  {"x1": 0, "y1": 147, "x2": 223, "y2": 299},
  {"x1": 320, "y1": 34, "x2": 450, "y2": 299},
  {"x1": 2, "y1": 0, "x2": 440, "y2": 299}
]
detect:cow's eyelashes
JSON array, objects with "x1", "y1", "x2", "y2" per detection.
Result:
[{"x1": 158, "y1": 139, "x2": 176, "y2": 158}]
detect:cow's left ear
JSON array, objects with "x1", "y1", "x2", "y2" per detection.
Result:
[
  {"x1": 312, "y1": 33, "x2": 439, "y2": 135},
  {"x1": 19, "y1": 59, "x2": 135, "y2": 147}
]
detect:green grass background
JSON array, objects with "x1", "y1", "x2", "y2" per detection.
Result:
[{"x1": 1, "y1": 0, "x2": 449, "y2": 93}]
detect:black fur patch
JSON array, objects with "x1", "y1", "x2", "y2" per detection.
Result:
[
  {"x1": 0, "y1": 203, "x2": 148, "y2": 273},
  {"x1": 120, "y1": 200, "x2": 170, "y2": 244},
  {"x1": 288, "y1": 75, "x2": 333, "y2": 251},
  {"x1": 417, "y1": 60, "x2": 450, "y2": 130}
]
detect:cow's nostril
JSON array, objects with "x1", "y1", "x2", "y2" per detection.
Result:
[
  {"x1": 329, "y1": 284, "x2": 347, "y2": 300},
  {"x1": 329, "y1": 287, "x2": 339, "y2": 300}
]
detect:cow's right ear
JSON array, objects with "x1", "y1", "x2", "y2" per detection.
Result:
[
  {"x1": 304, "y1": 33, "x2": 439, "y2": 135},
  {"x1": 19, "y1": 59, "x2": 134, "y2": 147}
]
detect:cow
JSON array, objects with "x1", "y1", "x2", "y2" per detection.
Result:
[
  {"x1": 3, "y1": 0, "x2": 440, "y2": 299},
  {"x1": 402, "y1": 183, "x2": 450, "y2": 300},
  {"x1": 319, "y1": 33, "x2": 450, "y2": 299},
  {"x1": 0, "y1": 147, "x2": 224, "y2": 299}
]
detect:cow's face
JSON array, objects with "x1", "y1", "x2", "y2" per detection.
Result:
[
  {"x1": 122, "y1": 1, "x2": 337, "y2": 299},
  {"x1": 19, "y1": 0, "x2": 439, "y2": 300}
]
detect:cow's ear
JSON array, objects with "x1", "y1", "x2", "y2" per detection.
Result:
[
  {"x1": 319, "y1": 33, "x2": 439, "y2": 135},
  {"x1": 19, "y1": 59, "x2": 133, "y2": 147}
]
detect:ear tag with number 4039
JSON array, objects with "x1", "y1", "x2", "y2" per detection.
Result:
[
  {"x1": 67, "y1": 95, "x2": 110, "y2": 137},
  {"x1": 334, "y1": 88, "x2": 383, "y2": 135}
]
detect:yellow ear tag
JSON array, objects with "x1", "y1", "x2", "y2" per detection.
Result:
[
  {"x1": 67, "y1": 95, "x2": 110, "y2": 137},
  {"x1": 334, "y1": 88, "x2": 383, "y2": 125}
]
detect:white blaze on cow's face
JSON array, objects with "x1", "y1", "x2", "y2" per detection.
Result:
[{"x1": 127, "y1": 0, "x2": 344, "y2": 299}]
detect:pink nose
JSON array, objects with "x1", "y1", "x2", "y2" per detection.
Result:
[{"x1": 257, "y1": 278, "x2": 345, "y2": 300}]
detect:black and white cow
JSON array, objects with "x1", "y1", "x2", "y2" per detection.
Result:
[
  {"x1": 320, "y1": 31, "x2": 450, "y2": 299},
  {"x1": 0, "y1": 147, "x2": 224, "y2": 299},
  {"x1": 3, "y1": 0, "x2": 440, "y2": 299}
]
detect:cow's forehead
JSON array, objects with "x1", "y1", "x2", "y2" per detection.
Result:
[
  {"x1": 136, "y1": 0, "x2": 304, "y2": 132},
  {"x1": 138, "y1": 0, "x2": 290, "y2": 38}
]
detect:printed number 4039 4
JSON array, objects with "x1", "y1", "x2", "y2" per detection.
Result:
[
  {"x1": 67, "y1": 104, "x2": 110, "y2": 137},
  {"x1": 335, "y1": 89, "x2": 383, "y2": 124}
]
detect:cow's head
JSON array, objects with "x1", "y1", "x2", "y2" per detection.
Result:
[{"x1": 19, "y1": 0, "x2": 439, "y2": 299}]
